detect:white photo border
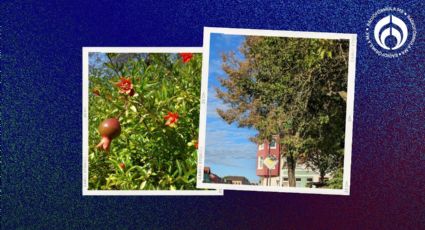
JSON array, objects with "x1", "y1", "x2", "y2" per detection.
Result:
[
  {"x1": 83, "y1": 47, "x2": 223, "y2": 196},
  {"x1": 197, "y1": 27, "x2": 357, "y2": 196}
]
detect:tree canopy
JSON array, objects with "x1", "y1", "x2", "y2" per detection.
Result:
[{"x1": 216, "y1": 36, "x2": 349, "y2": 187}]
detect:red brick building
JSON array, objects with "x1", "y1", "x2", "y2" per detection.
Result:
[
  {"x1": 256, "y1": 136, "x2": 324, "y2": 187},
  {"x1": 256, "y1": 135, "x2": 280, "y2": 180}
]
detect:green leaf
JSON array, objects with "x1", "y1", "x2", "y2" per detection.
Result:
[
  {"x1": 176, "y1": 160, "x2": 182, "y2": 176},
  {"x1": 320, "y1": 50, "x2": 326, "y2": 59},
  {"x1": 139, "y1": 181, "x2": 147, "y2": 189},
  {"x1": 130, "y1": 105, "x2": 137, "y2": 113}
]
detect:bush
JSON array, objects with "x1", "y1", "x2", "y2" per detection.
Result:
[
  {"x1": 88, "y1": 53, "x2": 201, "y2": 190},
  {"x1": 325, "y1": 168, "x2": 343, "y2": 189}
]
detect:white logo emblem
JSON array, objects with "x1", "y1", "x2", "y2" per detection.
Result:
[
  {"x1": 366, "y1": 7, "x2": 416, "y2": 58},
  {"x1": 374, "y1": 15, "x2": 408, "y2": 50}
]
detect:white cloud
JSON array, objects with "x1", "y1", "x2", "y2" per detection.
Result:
[
  {"x1": 206, "y1": 87, "x2": 230, "y2": 121},
  {"x1": 204, "y1": 115, "x2": 258, "y2": 167}
]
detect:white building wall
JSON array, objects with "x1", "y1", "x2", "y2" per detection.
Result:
[{"x1": 259, "y1": 158, "x2": 332, "y2": 188}]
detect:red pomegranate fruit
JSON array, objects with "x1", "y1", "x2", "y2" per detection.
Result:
[{"x1": 96, "y1": 118, "x2": 121, "y2": 151}]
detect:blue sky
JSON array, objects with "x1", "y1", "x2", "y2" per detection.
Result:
[
  {"x1": 89, "y1": 52, "x2": 107, "y2": 67},
  {"x1": 205, "y1": 33, "x2": 260, "y2": 183}
]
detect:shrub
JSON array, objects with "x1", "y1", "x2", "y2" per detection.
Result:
[{"x1": 88, "y1": 53, "x2": 201, "y2": 190}]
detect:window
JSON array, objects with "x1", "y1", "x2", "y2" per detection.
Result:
[
  {"x1": 270, "y1": 139, "x2": 276, "y2": 149},
  {"x1": 257, "y1": 156, "x2": 264, "y2": 169},
  {"x1": 283, "y1": 177, "x2": 288, "y2": 181},
  {"x1": 296, "y1": 178, "x2": 301, "y2": 181},
  {"x1": 307, "y1": 178, "x2": 313, "y2": 182},
  {"x1": 258, "y1": 143, "x2": 264, "y2": 150}
]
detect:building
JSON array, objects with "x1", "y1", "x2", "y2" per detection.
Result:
[
  {"x1": 256, "y1": 135, "x2": 281, "y2": 186},
  {"x1": 256, "y1": 136, "x2": 328, "y2": 187},
  {"x1": 203, "y1": 167, "x2": 224, "y2": 183},
  {"x1": 203, "y1": 168, "x2": 252, "y2": 185},
  {"x1": 279, "y1": 158, "x2": 328, "y2": 187},
  {"x1": 223, "y1": 176, "x2": 251, "y2": 185}
]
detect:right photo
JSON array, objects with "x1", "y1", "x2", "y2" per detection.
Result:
[{"x1": 198, "y1": 27, "x2": 357, "y2": 195}]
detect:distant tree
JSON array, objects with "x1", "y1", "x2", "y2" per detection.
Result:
[{"x1": 216, "y1": 36, "x2": 349, "y2": 187}]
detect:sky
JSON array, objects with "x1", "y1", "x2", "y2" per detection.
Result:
[
  {"x1": 89, "y1": 52, "x2": 107, "y2": 67},
  {"x1": 204, "y1": 33, "x2": 260, "y2": 183}
]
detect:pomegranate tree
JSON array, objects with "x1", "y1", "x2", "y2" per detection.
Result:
[{"x1": 88, "y1": 53, "x2": 201, "y2": 190}]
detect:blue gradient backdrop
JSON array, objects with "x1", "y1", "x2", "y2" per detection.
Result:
[{"x1": 2, "y1": 1, "x2": 425, "y2": 229}]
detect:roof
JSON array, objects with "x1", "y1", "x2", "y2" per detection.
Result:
[
  {"x1": 209, "y1": 173, "x2": 222, "y2": 183},
  {"x1": 223, "y1": 176, "x2": 250, "y2": 183}
]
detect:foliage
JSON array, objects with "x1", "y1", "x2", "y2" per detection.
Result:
[
  {"x1": 88, "y1": 53, "x2": 201, "y2": 190},
  {"x1": 325, "y1": 168, "x2": 344, "y2": 189},
  {"x1": 216, "y1": 36, "x2": 349, "y2": 187}
]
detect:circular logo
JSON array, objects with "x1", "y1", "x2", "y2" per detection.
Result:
[{"x1": 366, "y1": 7, "x2": 416, "y2": 58}]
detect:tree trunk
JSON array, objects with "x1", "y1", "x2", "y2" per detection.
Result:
[
  {"x1": 319, "y1": 170, "x2": 325, "y2": 184},
  {"x1": 287, "y1": 155, "x2": 296, "y2": 187}
]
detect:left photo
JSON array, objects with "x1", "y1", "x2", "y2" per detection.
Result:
[{"x1": 82, "y1": 47, "x2": 222, "y2": 195}]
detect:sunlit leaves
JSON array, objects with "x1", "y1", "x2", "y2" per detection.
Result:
[
  {"x1": 217, "y1": 36, "x2": 349, "y2": 187},
  {"x1": 88, "y1": 53, "x2": 201, "y2": 190}
]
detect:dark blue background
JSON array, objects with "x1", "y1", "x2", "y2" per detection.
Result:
[{"x1": 2, "y1": 1, "x2": 425, "y2": 229}]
